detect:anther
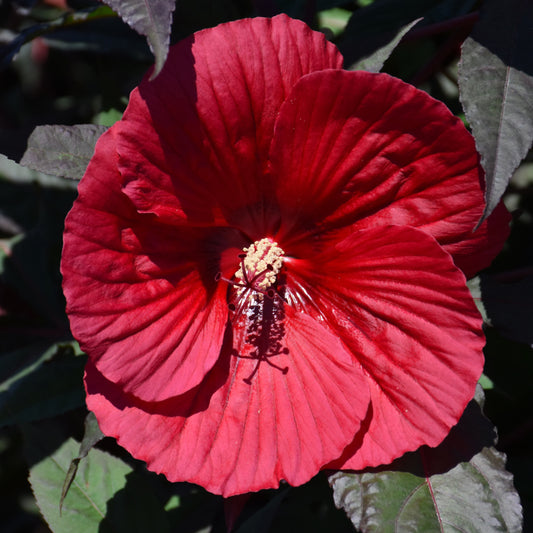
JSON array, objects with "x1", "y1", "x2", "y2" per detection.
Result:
[{"x1": 236, "y1": 238, "x2": 284, "y2": 292}]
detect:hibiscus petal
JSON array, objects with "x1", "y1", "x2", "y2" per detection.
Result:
[
  {"x1": 445, "y1": 200, "x2": 510, "y2": 278},
  {"x1": 270, "y1": 69, "x2": 509, "y2": 276},
  {"x1": 284, "y1": 225, "x2": 485, "y2": 469},
  {"x1": 85, "y1": 307, "x2": 370, "y2": 497},
  {"x1": 115, "y1": 15, "x2": 343, "y2": 232},
  {"x1": 62, "y1": 128, "x2": 234, "y2": 402}
]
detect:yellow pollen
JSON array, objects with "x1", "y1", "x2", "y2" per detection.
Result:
[{"x1": 236, "y1": 238, "x2": 284, "y2": 290}]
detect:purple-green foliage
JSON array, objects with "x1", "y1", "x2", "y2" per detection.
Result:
[{"x1": 0, "y1": 0, "x2": 531, "y2": 531}]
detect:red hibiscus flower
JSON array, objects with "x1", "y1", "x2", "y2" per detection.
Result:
[{"x1": 61, "y1": 15, "x2": 510, "y2": 496}]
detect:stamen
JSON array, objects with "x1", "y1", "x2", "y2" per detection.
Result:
[
  {"x1": 243, "y1": 357, "x2": 289, "y2": 384},
  {"x1": 235, "y1": 238, "x2": 284, "y2": 291},
  {"x1": 215, "y1": 238, "x2": 285, "y2": 307},
  {"x1": 218, "y1": 238, "x2": 290, "y2": 383}
]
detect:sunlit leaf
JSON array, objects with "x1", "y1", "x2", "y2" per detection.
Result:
[
  {"x1": 0, "y1": 154, "x2": 78, "y2": 189},
  {"x1": 458, "y1": 0, "x2": 533, "y2": 223},
  {"x1": 94, "y1": 108, "x2": 124, "y2": 128},
  {"x1": 329, "y1": 390, "x2": 522, "y2": 532},
  {"x1": 26, "y1": 425, "x2": 171, "y2": 533},
  {"x1": 330, "y1": 447, "x2": 522, "y2": 533},
  {"x1": 317, "y1": 8, "x2": 351, "y2": 38},
  {"x1": 20, "y1": 125, "x2": 107, "y2": 181},
  {"x1": 102, "y1": 0, "x2": 175, "y2": 78}
]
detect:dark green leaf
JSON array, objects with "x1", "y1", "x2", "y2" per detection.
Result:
[
  {"x1": 103, "y1": 0, "x2": 175, "y2": 78},
  {"x1": 329, "y1": 391, "x2": 522, "y2": 532},
  {"x1": 78, "y1": 412, "x2": 105, "y2": 459},
  {"x1": 0, "y1": 185, "x2": 75, "y2": 323},
  {"x1": 234, "y1": 489, "x2": 288, "y2": 533},
  {"x1": 0, "y1": 5, "x2": 118, "y2": 68},
  {"x1": 458, "y1": 0, "x2": 533, "y2": 223},
  {"x1": 349, "y1": 18, "x2": 422, "y2": 73},
  {"x1": 20, "y1": 124, "x2": 107, "y2": 180},
  {"x1": 338, "y1": 0, "x2": 475, "y2": 68},
  {"x1": 60, "y1": 412, "x2": 105, "y2": 513},
  {"x1": 0, "y1": 342, "x2": 57, "y2": 392},
  {"x1": 479, "y1": 274, "x2": 533, "y2": 346},
  {"x1": 0, "y1": 342, "x2": 85, "y2": 427},
  {"x1": 26, "y1": 426, "x2": 171, "y2": 533}
]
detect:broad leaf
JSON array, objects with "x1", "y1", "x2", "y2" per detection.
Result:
[
  {"x1": 330, "y1": 448, "x2": 522, "y2": 533},
  {"x1": 458, "y1": 0, "x2": 533, "y2": 223},
  {"x1": 20, "y1": 125, "x2": 107, "y2": 181},
  {"x1": 103, "y1": 0, "x2": 176, "y2": 78},
  {"x1": 329, "y1": 391, "x2": 522, "y2": 532},
  {"x1": 0, "y1": 343, "x2": 85, "y2": 427},
  {"x1": 26, "y1": 425, "x2": 171, "y2": 533}
]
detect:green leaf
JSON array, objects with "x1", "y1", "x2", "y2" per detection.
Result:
[
  {"x1": 338, "y1": 0, "x2": 475, "y2": 68},
  {"x1": 349, "y1": 18, "x2": 422, "y2": 73},
  {"x1": 102, "y1": 0, "x2": 175, "y2": 78},
  {"x1": 61, "y1": 412, "x2": 105, "y2": 512},
  {"x1": 1, "y1": 212, "x2": 71, "y2": 323},
  {"x1": 329, "y1": 391, "x2": 522, "y2": 532},
  {"x1": 94, "y1": 108, "x2": 124, "y2": 127},
  {"x1": 234, "y1": 489, "x2": 288, "y2": 533},
  {"x1": 0, "y1": 5, "x2": 118, "y2": 68},
  {"x1": 0, "y1": 154, "x2": 78, "y2": 189},
  {"x1": 330, "y1": 448, "x2": 522, "y2": 532},
  {"x1": 317, "y1": 8, "x2": 351, "y2": 38},
  {"x1": 26, "y1": 425, "x2": 171, "y2": 533},
  {"x1": 0, "y1": 343, "x2": 85, "y2": 427},
  {"x1": 20, "y1": 125, "x2": 107, "y2": 181},
  {"x1": 478, "y1": 274, "x2": 533, "y2": 346},
  {"x1": 469, "y1": 271, "x2": 533, "y2": 346},
  {"x1": 458, "y1": 0, "x2": 533, "y2": 223}
]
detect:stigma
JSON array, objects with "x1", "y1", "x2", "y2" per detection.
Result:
[{"x1": 235, "y1": 238, "x2": 284, "y2": 291}]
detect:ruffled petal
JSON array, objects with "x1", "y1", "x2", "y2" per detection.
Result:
[
  {"x1": 270, "y1": 69, "x2": 509, "y2": 275},
  {"x1": 85, "y1": 305, "x2": 370, "y2": 497},
  {"x1": 116, "y1": 15, "x2": 343, "y2": 232},
  {"x1": 445, "y1": 200, "x2": 510, "y2": 278},
  {"x1": 283, "y1": 225, "x2": 485, "y2": 469},
  {"x1": 62, "y1": 128, "x2": 237, "y2": 402}
]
